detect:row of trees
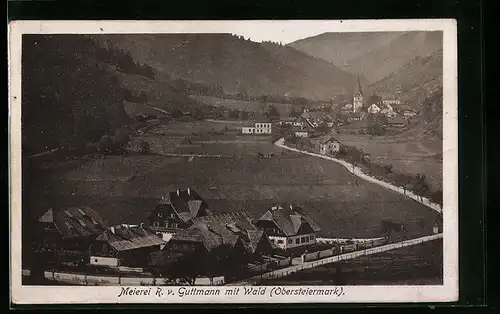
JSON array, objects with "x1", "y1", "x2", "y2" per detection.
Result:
[{"x1": 336, "y1": 145, "x2": 442, "y2": 206}]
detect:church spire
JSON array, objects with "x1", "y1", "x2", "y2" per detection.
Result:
[{"x1": 357, "y1": 75, "x2": 363, "y2": 96}]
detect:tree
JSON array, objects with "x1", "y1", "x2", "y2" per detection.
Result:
[
  {"x1": 171, "y1": 109, "x2": 183, "y2": 119},
  {"x1": 367, "y1": 94, "x2": 382, "y2": 105},
  {"x1": 160, "y1": 252, "x2": 203, "y2": 285},
  {"x1": 316, "y1": 123, "x2": 330, "y2": 134},
  {"x1": 138, "y1": 139, "x2": 151, "y2": 154},
  {"x1": 266, "y1": 105, "x2": 280, "y2": 121}
]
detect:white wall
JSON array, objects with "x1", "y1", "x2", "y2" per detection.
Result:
[
  {"x1": 242, "y1": 127, "x2": 255, "y2": 134},
  {"x1": 269, "y1": 233, "x2": 316, "y2": 250},
  {"x1": 294, "y1": 131, "x2": 309, "y2": 138},
  {"x1": 90, "y1": 256, "x2": 119, "y2": 267}
]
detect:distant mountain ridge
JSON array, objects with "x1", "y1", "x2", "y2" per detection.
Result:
[
  {"x1": 289, "y1": 31, "x2": 443, "y2": 83},
  {"x1": 366, "y1": 50, "x2": 443, "y2": 106},
  {"x1": 92, "y1": 34, "x2": 362, "y2": 100}
]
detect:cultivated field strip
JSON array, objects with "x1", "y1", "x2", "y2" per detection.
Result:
[
  {"x1": 231, "y1": 233, "x2": 443, "y2": 285},
  {"x1": 274, "y1": 138, "x2": 442, "y2": 214}
]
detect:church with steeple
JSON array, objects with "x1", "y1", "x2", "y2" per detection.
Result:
[{"x1": 353, "y1": 75, "x2": 364, "y2": 113}]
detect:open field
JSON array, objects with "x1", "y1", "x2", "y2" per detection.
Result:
[
  {"x1": 262, "y1": 239, "x2": 443, "y2": 285},
  {"x1": 138, "y1": 120, "x2": 285, "y2": 156},
  {"x1": 190, "y1": 95, "x2": 296, "y2": 117},
  {"x1": 329, "y1": 123, "x2": 442, "y2": 190},
  {"x1": 28, "y1": 120, "x2": 440, "y2": 240}
]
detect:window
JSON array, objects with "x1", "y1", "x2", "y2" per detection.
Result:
[
  {"x1": 301, "y1": 237, "x2": 306, "y2": 243},
  {"x1": 277, "y1": 239, "x2": 284, "y2": 244},
  {"x1": 288, "y1": 239, "x2": 292, "y2": 244},
  {"x1": 95, "y1": 259, "x2": 98, "y2": 263},
  {"x1": 153, "y1": 221, "x2": 159, "y2": 227},
  {"x1": 158, "y1": 212, "x2": 162, "y2": 218},
  {"x1": 295, "y1": 238, "x2": 300, "y2": 244},
  {"x1": 170, "y1": 213, "x2": 176, "y2": 218},
  {"x1": 310, "y1": 235, "x2": 314, "y2": 240}
]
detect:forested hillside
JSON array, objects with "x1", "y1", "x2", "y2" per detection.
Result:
[{"x1": 92, "y1": 34, "x2": 360, "y2": 100}]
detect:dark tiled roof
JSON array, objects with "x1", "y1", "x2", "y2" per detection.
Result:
[
  {"x1": 174, "y1": 211, "x2": 270, "y2": 254},
  {"x1": 257, "y1": 205, "x2": 321, "y2": 237},
  {"x1": 156, "y1": 188, "x2": 209, "y2": 223},
  {"x1": 96, "y1": 225, "x2": 166, "y2": 251},
  {"x1": 38, "y1": 207, "x2": 107, "y2": 239},
  {"x1": 321, "y1": 137, "x2": 340, "y2": 145}
]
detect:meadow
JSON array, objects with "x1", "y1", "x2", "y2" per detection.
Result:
[
  {"x1": 189, "y1": 95, "x2": 296, "y2": 117},
  {"x1": 30, "y1": 120, "x2": 440, "y2": 240},
  {"x1": 262, "y1": 239, "x2": 443, "y2": 285},
  {"x1": 331, "y1": 123, "x2": 443, "y2": 191}
]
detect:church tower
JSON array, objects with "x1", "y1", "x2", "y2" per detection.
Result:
[{"x1": 353, "y1": 75, "x2": 364, "y2": 113}]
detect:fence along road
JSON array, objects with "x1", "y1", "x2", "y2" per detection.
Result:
[
  {"x1": 274, "y1": 138, "x2": 442, "y2": 214},
  {"x1": 231, "y1": 233, "x2": 443, "y2": 285}
]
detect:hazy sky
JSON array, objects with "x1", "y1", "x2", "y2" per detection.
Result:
[{"x1": 226, "y1": 21, "x2": 339, "y2": 44}]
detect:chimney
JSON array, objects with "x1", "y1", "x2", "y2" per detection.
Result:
[
  {"x1": 110, "y1": 226, "x2": 115, "y2": 234},
  {"x1": 177, "y1": 189, "x2": 180, "y2": 196},
  {"x1": 187, "y1": 188, "x2": 191, "y2": 196}
]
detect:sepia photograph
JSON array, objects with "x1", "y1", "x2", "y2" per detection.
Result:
[{"x1": 9, "y1": 20, "x2": 458, "y2": 304}]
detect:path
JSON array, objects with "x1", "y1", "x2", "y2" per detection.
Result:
[
  {"x1": 231, "y1": 233, "x2": 443, "y2": 285},
  {"x1": 274, "y1": 138, "x2": 442, "y2": 214}
]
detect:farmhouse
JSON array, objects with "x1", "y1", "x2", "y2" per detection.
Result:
[
  {"x1": 382, "y1": 99, "x2": 401, "y2": 106},
  {"x1": 152, "y1": 211, "x2": 275, "y2": 272},
  {"x1": 254, "y1": 204, "x2": 321, "y2": 250},
  {"x1": 191, "y1": 211, "x2": 275, "y2": 257},
  {"x1": 241, "y1": 120, "x2": 272, "y2": 135},
  {"x1": 35, "y1": 206, "x2": 107, "y2": 254},
  {"x1": 367, "y1": 104, "x2": 381, "y2": 114},
  {"x1": 292, "y1": 125, "x2": 314, "y2": 138},
  {"x1": 146, "y1": 188, "x2": 212, "y2": 243},
  {"x1": 381, "y1": 104, "x2": 397, "y2": 117},
  {"x1": 403, "y1": 110, "x2": 417, "y2": 119},
  {"x1": 89, "y1": 224, "x2": 166, "y2": 268},
  {"x1": 319, "y1": 137, "x2": 341, "y2": 155}
]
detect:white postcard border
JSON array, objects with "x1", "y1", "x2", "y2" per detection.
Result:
[{"x1": 9, "y1": 19, "x2": 458, "y2": 304}]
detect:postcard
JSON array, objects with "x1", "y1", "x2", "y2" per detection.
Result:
[{"x1": 9, "y1": 19, "x2": 458, "y2": 304}]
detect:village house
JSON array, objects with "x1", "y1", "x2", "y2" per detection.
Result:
[
  {"x1": 341, "y1": 103, "x2": 353, "y2": 112},
  {"x1": 403, "y1": 110, "x2": 418, "y2": 119},
  {"x1": 254, "y1": 204, "x2": 321, "y2": 250},
  {"x1": 150, "y1": 211, "x2": 275, "y2": 273},
  {"x1": 147, "y1": 188, "x2": 211, "y2": 232},
  {"x1": 382, "y1": 99, "x2": 401, "y2": 106},
  {"x1": 241, "y1": 120, "x2": 272, "y2": 135},
  {"x1": 35, "y1": 206, "x2": 107, "y2": 255},
  {"x1": 292, "y1": 124, "x2": 315, "y2": 138},
  {"x1": 367, "y1": 103, "x2": 381, "y2": 114},
  {"x1": 319, "y1": 137, "x2": 341, "y2": 155},
  {"x1": 89, "y1": 224, "x2": 166, "y2": 269},
  {"x1": 381, "y1": 104, "x2": 397, "y2": 118}
]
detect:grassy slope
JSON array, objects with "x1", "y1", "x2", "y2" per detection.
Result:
[
  {"x1": 29, "y1": 121, "x2": 440, "y2": 239},
  {"x1": 366, "y1": 50, "x2": 443, "y2": 104}
]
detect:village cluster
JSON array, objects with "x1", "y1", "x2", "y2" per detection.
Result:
[
  {"x1": 33, "y1": 188, "x2": 343, "y2": 281},
  {"x1": 269, "y1": 78, "x2": 418, "y2": 138}
]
